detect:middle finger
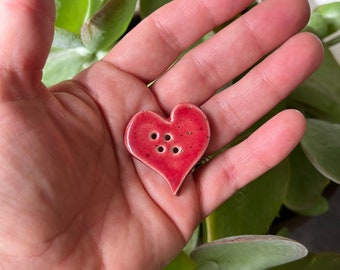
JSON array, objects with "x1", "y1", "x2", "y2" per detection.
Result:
[{"x1": 152, "y1": 0, "x2": 310, "y2": 112}]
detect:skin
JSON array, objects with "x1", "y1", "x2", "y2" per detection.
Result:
[{"x1": 0, "y1": 0, "x2": 323, "y2": 269}]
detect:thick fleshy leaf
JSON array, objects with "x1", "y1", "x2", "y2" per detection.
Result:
[
  {"x1": 87, "y1": 0, "x2": 109, "y2": 18},
  {"x1": 194, "y1": 261, "x2": 220, "y2": 270},
  {"x1": 284, "y1": 145, "x2": 329, "y2": 216},
  {"x1": 140, "y1": 0, "x2": 171, "y2": 18},
  {"x1": 204, "y1": 160, "x2": 289, "y2": 241},
  {"x1": 190, "y1": 235, "x2": 308, "y2": 270},
  {"x1": 81, "y1": 0, "x2": 137, "y2": 51},
  {"x1": 270, "y1": 253, "x2": 340, "y2": 269},
  {"x1": 183, "y1": 227, "x2": 200, "y2": 256},
  {"x1": 165, "y1": 252, "x2": 197, "y2": 270},
  {"x1": 308, "y1": 2, "x2": 340, "y2": 38},
  {"x1": 52, "y1": 27, "x2": 83, "y2": 49},
  {"x1": 55, "y1": 0, "x2": 89, "y2": 34},
  {"x1": 296, "y1": 196, "x2": 329, "y2": 216},
  {"x1": 288, "y1": 47, "x2": 340, "y2": 122},
  {"x1": 301, "y1": 119, "x2": 340, "y2": 184},
  {"x1": 316, "y1": 3, "x2": 340, "y2": 35},
  {"x1": 42, "y1": 48, "x2": 95, "y2": 87},
  {"x1": 307, "y1": 11, "x2": 329, "y2": 38}
]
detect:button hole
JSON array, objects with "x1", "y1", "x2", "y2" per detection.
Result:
[
  {"x1": 172, "y1": 147, "x2": 180, "y2": 154},
  {"x1": 164, "y1": 134, "x2": 172, "y2": 141},
  {"x1": 150, "y1": 132, "x2": 158, "y2": 140},
  {"x1": 157, "y1": 146, "x2": 165, "y2": 153}
]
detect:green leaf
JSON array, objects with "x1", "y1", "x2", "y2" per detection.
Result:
[
  {"x1": 81, "y1": 0, "x2": 137, "y2": 51},
  {"x1": 42, "y1": 48, "x2": 95, "y2": 87},
  {"x1": 296, "y1": 196, "x2": 329, "y2": 216},
  {"x1": 270, "y1": 253, "x2": 340, "y2": 270},
  {"x1": 52, "y1": 27, "x2": 83, "y2": 49},
  {"x1": 165, "y1": 252, "x2": 197, "y2": 270},
  {"x1": 87, "y1": 0, "x2": 109, "y2": 18},
  {"x1": 288, "y1": 46, "x2": 340, "y2": 122},
  {"x1": 183, "y1": 226, "x2": 200, "y2": 256},
  {"x1": 307, "y1": 10, "x2": 329, "y2": 38},
  {"x1": 284, "y1": 145, "x2": 329, "y2": 216},
  {"x1": 55, "y1": 0, "x2": 89, "y2": 34},
  {"x1": 190, "y1": 235, "x2": 308, "y2": 270},
  {"x1": 301, "y1": 119, "x2": 340, "y2": 184},
  {"x1": 194, "y1": 261, "x2": 220, "y2": 270},
  {"x1": 204, "y1": 160, "x2": 290, "y2": 241},
  {"x1": 140, "y1": 0, "x2": 171, "y2": 18},
  {"x1": 316, "y1": 3, "x2": 340, "y2": 35}
]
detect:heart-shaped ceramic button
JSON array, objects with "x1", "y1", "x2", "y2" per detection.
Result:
[{"x1": 124, "y1": 103, "x2": 210, "y2": 194}]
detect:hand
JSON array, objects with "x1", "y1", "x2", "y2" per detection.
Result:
[{"x1": 0, "y1": 0, "x2": 323, "y2": 269}]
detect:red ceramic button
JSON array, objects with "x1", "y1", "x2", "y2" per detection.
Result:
[{"x1": 124, "y1": 103, "x2": 210, "y2": 194}]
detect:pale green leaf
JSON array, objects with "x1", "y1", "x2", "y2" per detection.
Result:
[
  {"x1": 194, "y1": 261, "x2": 220, "y2": 270},
  {"x1": 52, "y1": 27, "x2": 83, "y2": 49},
  {"x1": 191, "y1": 235, "x2": 308, "y2": 270},
  {"x1": 42, "y1": 48, "x2": 95, "y2": 87},
  {"x1": 183, "y1": 226, "x2": 200, "y2": 256},
  {"x1": 301, "y1": 119, "x2": 340, "y2": 184},
  {"x1": 270, "y1": 253, "x2": 340, "y2": 269}
]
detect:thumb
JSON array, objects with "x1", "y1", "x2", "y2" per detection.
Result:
[{"x1": 0, "y1": 0, "x2": 55, "y2": 75}]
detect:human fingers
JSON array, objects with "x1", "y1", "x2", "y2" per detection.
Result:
[
  {"x1": 0, "y1": 0, "x2": 54, "y2": 84},
  {"x1": 73, "y1": 61, "x2": 161, "y2": 144},
  {"x1": 202, "y1": 32, "x2": 323, "y2": 153},
  {"x1": 104, "y1": 0, "x2": 254, "y2": 83},
  {"x1": 195, "y1": 109, "x2": 306, "y2": 218},
  {"x1": 152, "y1": 0, "x2": 311, "y2": 112}
]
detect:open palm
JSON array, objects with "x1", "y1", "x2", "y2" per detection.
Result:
[{"x1": 0, "y1": 0, "x2": 323, "y2": 269}]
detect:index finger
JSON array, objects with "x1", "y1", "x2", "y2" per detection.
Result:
[{"x1": 104, "y1": 0, "x2": 254, "y2": 83}]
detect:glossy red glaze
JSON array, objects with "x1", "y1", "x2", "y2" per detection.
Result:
[{"x1": 124, "y1": 103, "x2": 210, "y2": 194}]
